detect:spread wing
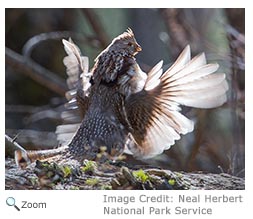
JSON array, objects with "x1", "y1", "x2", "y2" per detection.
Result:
[
  {"x1": 125, "y1": 45, "x2": 228, "y2": 159},
  {"x1": 56, "y1": 39, "x2": 91, "y2": 145}
]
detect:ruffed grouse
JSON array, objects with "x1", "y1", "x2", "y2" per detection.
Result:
[{"x1": 15, "y1": 28, "x2": 228, "y2": 168}]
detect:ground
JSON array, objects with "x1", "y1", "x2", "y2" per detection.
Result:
[{"x1": 5, "y1": 158, "x2": 245, "y2": 190}]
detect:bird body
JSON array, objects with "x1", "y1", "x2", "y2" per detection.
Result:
[
  {"x1": 67, "y1": 84, "x2": 130, "y2": 161},
  {"x1": 15, "y1": 29, "x2": 228, "y2": 167}
]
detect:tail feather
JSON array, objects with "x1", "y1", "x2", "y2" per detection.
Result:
[{"x1": 15, "y1": 146, "x2": 68, "y2": 169}]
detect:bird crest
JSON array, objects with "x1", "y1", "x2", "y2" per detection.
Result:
[{"x1": 112, "y1": 28, "x2": 135, "y2": 42}]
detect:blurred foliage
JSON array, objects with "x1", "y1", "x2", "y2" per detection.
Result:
[{"x1": 5, "y1": 9, "x2": 245, "y2": 177}]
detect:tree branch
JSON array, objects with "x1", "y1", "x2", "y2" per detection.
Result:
[
  {"x1": 82, "y1": 9, "x2": 110, "y2": 48},
  {"x1": 6, "y1": 47, "x2": 67, "y2": 96},
  {"x1": 6, "y1": 129, "x2": 57, "y2": 151},
  {"x1": 22, "y1": 31, "x2": 101, "y2": 57},
  {"x1": 5, "y1": 134, "x2": 27, "y2": 156}
]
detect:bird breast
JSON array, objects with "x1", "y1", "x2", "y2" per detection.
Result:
[{"x1": 118, "y1": 63, "x2": 147, "y2": 98}]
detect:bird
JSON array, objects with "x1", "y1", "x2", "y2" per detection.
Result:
[{"x1": 15, "y1": 28, "x2": 228, "y2": 168}]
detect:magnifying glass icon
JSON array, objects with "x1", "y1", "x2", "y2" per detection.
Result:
[{"x1": 6, "y1": 197, "x2": 20, "y2": 211}]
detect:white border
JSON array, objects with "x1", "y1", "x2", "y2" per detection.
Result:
[
  {"x1": 1, "y1": 2, "x2": 252, "y2": 219},
  {"x1": 2, "y1": 0, "x2": 248, "y2": 8}
]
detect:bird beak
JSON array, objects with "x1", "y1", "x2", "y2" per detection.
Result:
[{"x1": 136, "y1": 44, "x2": 142, "y2": 52}]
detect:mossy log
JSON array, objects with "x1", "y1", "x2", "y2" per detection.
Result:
[{"x1": 5, "y1": 158, "x2": 244, "y2": 190}]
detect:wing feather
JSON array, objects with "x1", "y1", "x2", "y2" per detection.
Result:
[
  {"x1": 56, "y1": 39, "x2": 91, "y2": 146},
  {"x1": 125, "y1": 45, "x2": 228, "y2": 159},
  {"x1": 55, "y1": 124, "x2": 81, "y2": 145},
  {"x1": 145, "y1": 61, "x2": 163, "y2": 91}
]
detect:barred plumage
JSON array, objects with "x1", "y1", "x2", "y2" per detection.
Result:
[{"x1": 15, "y1": 28, "x2": 228, "y2": 167}]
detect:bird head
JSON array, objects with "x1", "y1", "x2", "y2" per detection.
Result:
[
  {"x1": 109, "y1": 28, "x2": 142, "y2": 56},
  {"x1": 92, "y1": 28, "x2": 143, "y2": 84},
  {"x1": 95, "y1": 28, "x2": 142, "y2": 61}
]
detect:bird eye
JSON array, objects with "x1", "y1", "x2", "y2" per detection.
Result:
[{"x1": 128, "y1": 42, "x2": 135, "y2": 47}]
